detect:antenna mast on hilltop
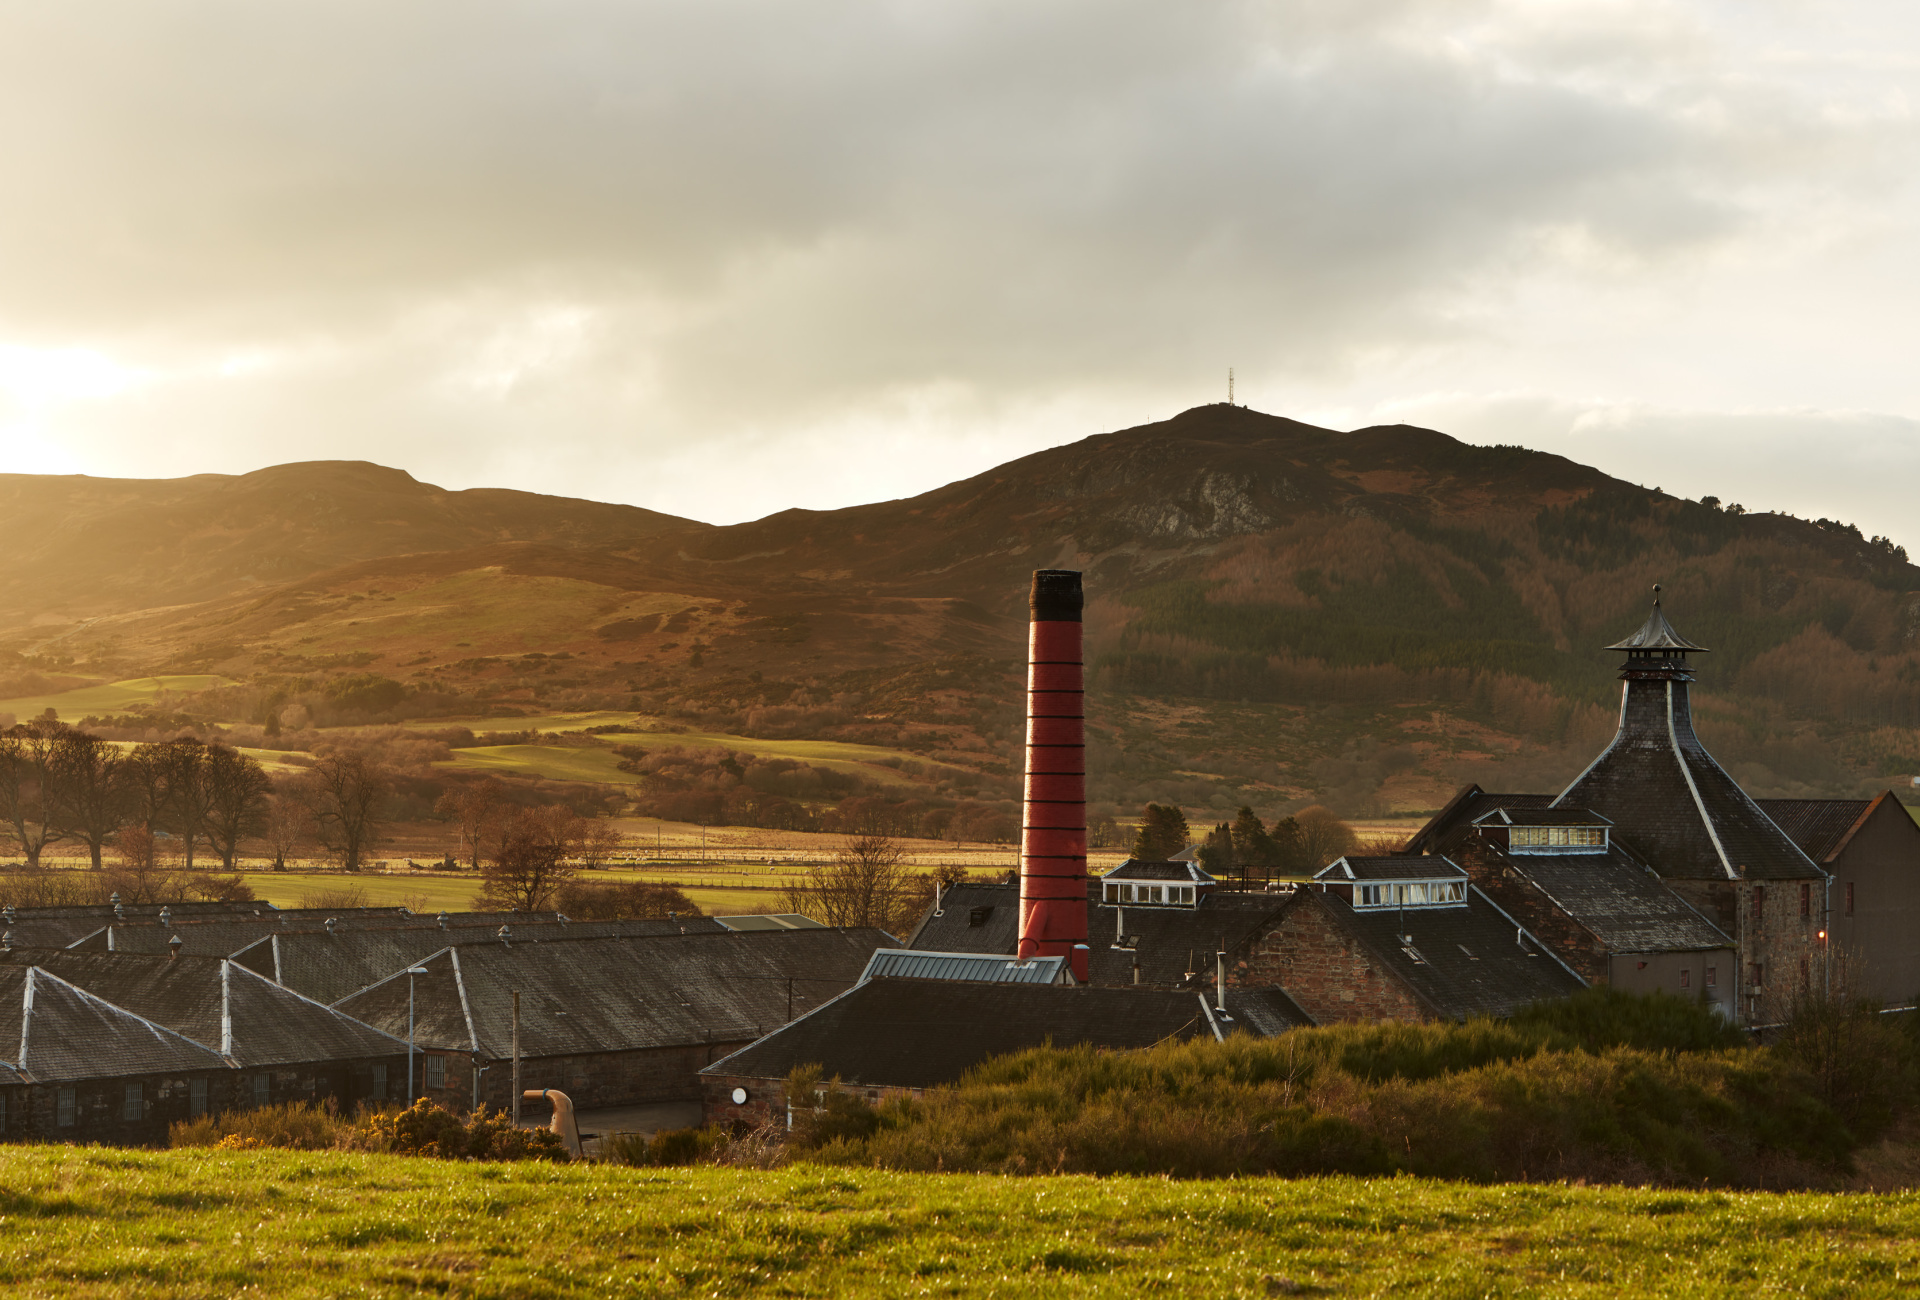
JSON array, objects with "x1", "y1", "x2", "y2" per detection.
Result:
[{"x1": 1227, "y1": 368, "x2": 1235, "y2": 406}]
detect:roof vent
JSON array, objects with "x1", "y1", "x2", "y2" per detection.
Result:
[
  {"x1": 498, "y1": 924, "x2": 512, "y2": 946},
  {"x1": 968, "y1": 906, "x2": 994, "y2": 928},
  {"x1": 168, "y1": 934, "x2": 183, "y2": 960},
  {"x1": 324, "y1": 918, "x2": 336, "y2": 935},
  {"x1": 437, "y1": 911, "x2": 449, "y2": 929},
  {"x1": 159, "y1": 907, "x2": 172, "y2": 928},
  {"x1": 1, "y1": 929, "x2": 11, "y2": 952},
  {"x1": 2, "y1": 904, "x2": 14, "y2": 925}
]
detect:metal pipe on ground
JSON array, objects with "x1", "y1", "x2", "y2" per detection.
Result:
[{"x1": 1018, "y1": 569, "x2": 1088, "y2": 982}]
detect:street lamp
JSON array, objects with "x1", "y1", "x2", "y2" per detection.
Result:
[{"x1": 405, "y1": 966, "x2": 429, "y2": 1101}]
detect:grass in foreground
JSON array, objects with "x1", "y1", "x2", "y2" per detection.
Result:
[{"x1": 3, "y1": 1147, "x2": 1919, "y2": 1297}]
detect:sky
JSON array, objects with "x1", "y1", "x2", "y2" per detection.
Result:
[{"x1": 1, "y1": 0, "x2": 1917, "y2": 541}]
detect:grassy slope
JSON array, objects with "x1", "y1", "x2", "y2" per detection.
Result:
[
  {"x1": 435, "y1": 732, "x2": 926, "y2": 787},
  {"x1": 0, "y1": 675, "x2": 232, "y2": 721},
  {"x1": 2, "y1": 1149, "x2": 1918, "y2": 1297}
]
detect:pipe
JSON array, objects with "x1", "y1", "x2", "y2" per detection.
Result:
[
  {"x1": 1215, "y1": 950, "x2": 1228, "y2": 1013},
  {"x1": 511, "y1": 990, "x2": 522, "y2": 1128},
  {"x1": 524, "y1": 1089, "x2": 582, "y2": 1157},
  {"x1": 1018, "y1": 569, "x2": 1089, "y2": 982}
]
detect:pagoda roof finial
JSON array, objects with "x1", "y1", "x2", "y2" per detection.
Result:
[{"x1": 1605, "y1": 584, "x2": 1709, "y2": 653}]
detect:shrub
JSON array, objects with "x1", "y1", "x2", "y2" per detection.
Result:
[
  {"x1": 602, "y1": 1126, "x2": 732, "y2": 1167},
  {"x1": 1510, "y1": 985, "x2": 1748, "y2": 1053},
  {"x1": 170, "y1": 1102, "x2": 355, "y2": 1151},
  {"x1": 1771, "y1": 995, "x2": 1920, "y2": 1140},
  {"x1": 355, "y1": 1100, "x2": 568, "y2": 1161}
]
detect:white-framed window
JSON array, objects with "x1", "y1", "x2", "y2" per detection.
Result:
[
  {"x1": 1103, "y1": 883, "x2": 1121, "y2": 902},
  {"x1": 57, "y1": 1087, "x2": 76, "y2": 1127},
  {"x1": 190, "y1": 1078, "x2": 208, "y2": 1118},
  {"x1": 1511, "y1": 826, "x2": 1606, "y2": 850},
  {"x1": 425, "y1": 1055, "x2": 446, "y2": 1089},
  {"x1": 122, "y1": 1083, "x2": 143, "y2": 1122}
]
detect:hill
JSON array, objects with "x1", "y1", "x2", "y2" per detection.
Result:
[
  {"x1": 4, "y1": 404, "x2": 1917, "y2": 821},
  {"x1": 1, "y1": 1146, "x2": 1913, "y2": 1296}
]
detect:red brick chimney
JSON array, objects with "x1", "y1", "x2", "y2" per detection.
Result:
[{"x1": 1018, "y1": 569, "x2": 1088, "y2": 981}]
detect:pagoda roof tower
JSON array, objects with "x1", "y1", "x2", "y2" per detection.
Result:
[{"x1": 1553, "y1": 588, "x2": 1822, "y2": 882}]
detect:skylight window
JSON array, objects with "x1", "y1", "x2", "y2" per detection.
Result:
[
  {"x1": 1510, "y1": 826, "x2": 1606, "y2": 852},
  {"x1": 1354, "y1": 880, "x2": 1465, "y2": 908}
]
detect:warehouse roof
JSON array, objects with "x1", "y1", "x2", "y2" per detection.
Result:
[
  {"x1": 334, "y1": 927, "x2": 894, "y2": 1058},
  {"x1": 702, "y1": 978, "x2": 1220, "y2": 1090},
  {"x1": 0, "y1": 965, "x2": 229, "y2": 1083},
  {"x1": 858, "y1": 949, "x2": 1065, "y2": 985},
  {"x1": 0, "y1": 949, "x2": 402, "y2": 1067}
]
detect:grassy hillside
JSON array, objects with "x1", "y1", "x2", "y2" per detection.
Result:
[
  {"x1": 2, "y1": 1147, "x2": 1917, "y2": 1296},
  {"x1": 5, "y1": 405, "x2": 1917, "y2": 825}
]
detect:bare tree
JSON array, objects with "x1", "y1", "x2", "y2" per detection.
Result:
[
  {"x1": 307, "y1": 748, "x2": 389, "y2": 872},
  {"x1": 142, "y1": 738, "x2": 214, "y2": 870},
  {"x1": 201, "y1": 744, "x2": 272, "y2": 869},
  {"x1": 49, "y1": 730, "x2": 132, "y2": 869},
  {"x1": 261, "y1": 795, "x2": 313, "y2": 871},
  {"x1": 435, "y1": 778, "x2": 509, "y2": 869},
  {"x1": 1292, "y1": 805, "x2": 1360, "y2": 871},
  {"x1": 782, "y1": 834, "x2": 911, "y2": 931},
  {"x1": 478, "y1": 805, "x2": 582, "y2": 911},
  {"x1": 578, "y1": 818, "x2": 624, "y2": 869},
  {"x1": 0, "y1": 722, "x2": 67, "y2": 868}
]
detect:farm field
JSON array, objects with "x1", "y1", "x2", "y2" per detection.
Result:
[
  {"x1": 2, "y1": 1148, "x2": 1918, "y2": 1297},
  {"x1": 0, "y1": 675, "x2": 233, "y2": 722}
]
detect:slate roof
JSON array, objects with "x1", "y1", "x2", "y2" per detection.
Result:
[
  {"x1": 700, "y1": 979, "x2": 1219, "y2": 1089},
  {"x1": 0, "y1": 917, "x2": 105, "y2": 949},
  {"x1": 1496, "y1": 850, "x2": 1733, "y2": 953},
  {"x1": 1100, "y1": 860, "x2": 1216, "y2": 883},
  {"x1": 0, "y1": 965, "x2": 229, "y2": 1083},
  {"x1": 0, "y1": 950, "x2": 403, "y2": 1067},
  {"x1": 1223, "y1": 987, "x2": 1316, "y2": 1034},
  {"x1": 908, "y1": 881, "x2": 1293, "y2": 988},
  {"x1": 232, "y1": 918, "x2": 726, "y2": 1004},
  {"x1": 859, "y1": 949, "x2": 1065, "y2": 985},
  {"x1": 1316, "y1": 856, "x2": 1468, "y2": 883},
  {"x1": 333, "y1": 928, "x2": 894, "y2": 1058},
  {"x1": 1473, "y1": 808, "x2": 1613, "y2": 828},
  {"x1": 1302, "y1": 885, "x2": 1587, "y2": 1021},
  {"x1": 714, "y1": 914, "x2": 827, "y2": 932},
  {"x1": 1755, "y1": 799, "x2": 1876, "y2": 864},
  {"x1": 1554, "y1": 662, "x2": 1822, "y2": 880},
  {"x1": 1404, "y1": 786, "x2": 1558, "y2": 856},
  {"x1": 1605, "y1": 601, "x2": 1709, "y2": 652}
]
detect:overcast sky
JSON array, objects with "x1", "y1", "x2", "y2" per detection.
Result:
[{"x1": 1, "y1": 0, "x2": 1917, "y2": 541}]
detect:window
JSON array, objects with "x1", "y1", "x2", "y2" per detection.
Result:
[
  {"x1": 0, "y1": 1091, "x2": 7, "y2": 1131},
  {"x1": 1846, "y1": 883, "x2": 1855, "y2": 917},
  {"x1": 1748, "y1": 962, "x2": 1764, "y2": 988},
  {"x1": 1149, "y1": 886, "x2": 1164, "y2": 904},
  {"x1": 1680, "y1": 969, "x2": 1691, "y2": 988},
  {"x1": 1706, "y1": 966, "x2": 1717, "y2": 988},
  {"x1": 189, "y1": 1078, "x2": 208, "y2": 1119},
  {"x1": 425, "y1": 1056, "x2": 446, "y2": 1089},
  {"x1": 1510, "y1": 826, "x2": 1605, "y2": 850},
  {"x1": 122, "y1": 1083, "x2": 142, "y2": 1122},
  {"x1": 1752, "y1": 887, "x2": 1766, "y2": 923},
  {"x1": 1103, "y1": 884, "x2": 1120, "y2": 903},
  {"x1": 1358, "y1": 884, "x2": 1383, "y2": 906},
  {"x1": 1800, "y1": 883, "x2": 1811, "y2": 918},
  {"x1": 57, "y1": 1088, "x2": 76, "y2": 1127},
  {"x1": 371, "y1": 1065, "x2": 387, "y2": 1101},
  {"x1": 253, "y1": 1074, "x2": 270, "y2": 1107},
  {"x1": 1800, "y1": 957, "x2": 1810, "y2": 989}
]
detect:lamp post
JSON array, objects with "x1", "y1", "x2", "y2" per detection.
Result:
[{"x1": 405, "y1": 965, "x2": 429, "y2": 1101}]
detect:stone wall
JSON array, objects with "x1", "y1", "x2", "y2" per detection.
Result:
[
  {"x1": 1456, "y1": 841, "x2": 1611, "y2": 984},
  {"x1": 1233, "y1": 893, "x2": 1427, "y2": 1023},
  {"x1": 417, "y1": 1041, "x2": 755, "y2": 1115}
]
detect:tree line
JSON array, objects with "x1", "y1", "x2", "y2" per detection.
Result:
[
  {"x1": 1131, "y1": 802, "x2": 1363, "y2": 886},
  {"x1": 0, "y1": 720, "x2": 389, "y2": 872}
]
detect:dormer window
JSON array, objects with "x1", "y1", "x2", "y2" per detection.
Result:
[
  {"x1": 1101, "y1": 882, "x2": 1197, "y2": 906},
  {"x1": 1355, "y1": 881, "x2": 1465, "y2": 909},
  {"x1": 1509, "y1": 826, "x2": 1606, "y2": 852}
]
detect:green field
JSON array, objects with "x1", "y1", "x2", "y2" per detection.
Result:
[
  {"x1": 436, "y1": 730, "x2": 927, "y2": 788},
  {"x1": 1, "y1": 1148, "x2": 1917, "y2": 1297},
  {"x1": 233, "y1": 869, "x2": 785, "y2": 918},
  {"x1": 0, "y1": 675, "x2": 233, "y2": 722}
]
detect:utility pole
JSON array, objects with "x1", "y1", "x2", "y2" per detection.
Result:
[{"x1": 1227, "y1": 368, "x2": 1234, "y2": 406}]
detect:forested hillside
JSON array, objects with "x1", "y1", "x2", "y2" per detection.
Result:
[{"x1": 3, "y1": 404, "x2": 1915, "y2": 823}]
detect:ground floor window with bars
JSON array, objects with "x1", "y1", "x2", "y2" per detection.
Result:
[
  {"x1": 190, "y1": 1077, "x2": 208, "y2": 1118},
  {"x1": 253, "y1": 1074, "x2": 270, "y2": 1107},
  {"x1": 372, "y1": 1064, "x2": 387, "y2": 1100},
  {"x1": 57, "y1": 1087, "x2": 76, "y2": 1127},
  {"x1": 425, "y1": 1055, "x2": 446, "y2": 1089},
  {"x1": 122, "y1": 1083, "x2": 142, "y2": 1122}
]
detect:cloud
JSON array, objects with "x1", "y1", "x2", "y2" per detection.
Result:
[{"x1": 0, "y1": 0, "x2": 1914, "y2": 523}]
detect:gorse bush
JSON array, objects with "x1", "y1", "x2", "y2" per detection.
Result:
[
  {"x1": 788, "y1": 990, "x2": 1867, "y2": 1187},
  {"x1": 170, "y1": 1102, "x2": 356, "y2": 1152},
  {"x1": 602, "y1": 1125, "x2": 733, "y2": 1167},
  {"x1": 170, "y1": 1099, "x2": 566, "y2": 1162}
]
